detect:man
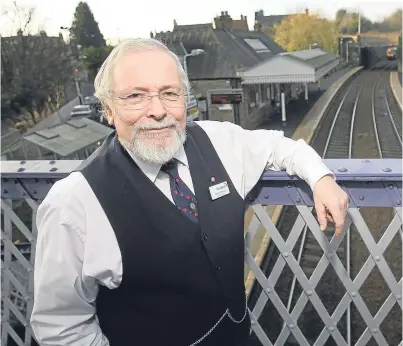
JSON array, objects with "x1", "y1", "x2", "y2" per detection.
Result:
[{"x1": 31, "y1": 38, "x2": 348, "y2": 346}]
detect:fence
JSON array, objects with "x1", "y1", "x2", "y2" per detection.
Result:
[{"x1": 1, "y1": 158, "x2": 402, "y2": 346}]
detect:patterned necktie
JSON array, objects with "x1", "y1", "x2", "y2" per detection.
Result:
[{"x1": 161, "y1": 159, "x2": 199, "y2": 223}]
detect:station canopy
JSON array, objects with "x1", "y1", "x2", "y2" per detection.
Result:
[{"x1": 237, "y1": 48, "x2": 340, "y2": 85}]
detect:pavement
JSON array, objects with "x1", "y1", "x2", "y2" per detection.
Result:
[
  {"x1": 390, "y1": 71, "x2": 402, "y2": 110},
  {"x1": 257, "y1": 67, "x2": 354, "y2": 136}
]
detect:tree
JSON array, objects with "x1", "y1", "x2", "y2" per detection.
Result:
[
  {"x1": 335, "y1": 8, "x2": 401, "y2": 34},
  {"x1": 274, "y1": 13, "x2": 339, "y2": 53},
  {"x1": 335, "y1": 9, "x2": 373, "y2": 34},
  {"x1": 1, "y1": 0, "x2": 35, "y2": 35},
  {"x1": 380, "y1": 9, "x2": 402, "y2": 32},
  {"x1": 1, "y1": 2, "x2": 72, "y2": 130},
  {"x1": 335, "y1": 9, "x2": 347, "y2": 29},
  {"x1": 83, "y1": 45, "x2": 114, "y2": 79},
  {"x1": 69, "y1": 2, "x2": 106, "y2": 50}
]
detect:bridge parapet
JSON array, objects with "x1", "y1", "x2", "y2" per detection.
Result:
[{"x1": 1, "y1": 158, "x2": 402, "y2": 346}]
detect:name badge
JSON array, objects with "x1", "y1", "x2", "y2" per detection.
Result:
[{"x1": 209, "y1": 181, "x2": 230, "y2": 200}]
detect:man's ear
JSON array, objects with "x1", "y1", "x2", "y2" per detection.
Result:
[{"x1": 102, "y1": 102, "x2": 115, "y2": 125}]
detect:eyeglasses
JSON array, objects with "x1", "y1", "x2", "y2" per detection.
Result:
[{"x1": 113, "y1": 89, "x2": 186, "y2": 110}]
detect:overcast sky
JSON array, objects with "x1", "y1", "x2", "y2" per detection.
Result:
[{"x1": 1, "y1": 0, "x2": 401, "y2": 43}]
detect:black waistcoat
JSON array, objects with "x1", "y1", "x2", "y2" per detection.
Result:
[{"x1": 77, "y1": 123, "x2": 250, "y2": 345}]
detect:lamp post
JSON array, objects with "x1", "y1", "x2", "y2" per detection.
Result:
[
  {"x1": 183, "y1": 49, "x2": 205, "y2": 76},
  {"x1": 61, "y1": 27, "x2": 86, "y2": 104}
]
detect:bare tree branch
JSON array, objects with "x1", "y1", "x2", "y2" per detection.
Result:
[
  {"x1": 1, "y1": 1, "x2": 36, "y2": 35},
  {"x1": 1, "y1": 2, "x2": 73, "y2": 129},
  {"x1": 23, "y1": 7, "x2": 34, "y2": 33}
]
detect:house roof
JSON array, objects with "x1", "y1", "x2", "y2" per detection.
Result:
[
  {"x1": 23, "y1": 118, "x2": 113, "y2": 157},
  {"x1": 279, "y1": 49, "x2": 340, "y2": 70},
  {"x1": 231, "y1": 19, "x2": 249, "y2": 31},
  {"x1": 156, "y1": 27, "x2": 286, "y2": 79},
  {"x1": 174, "y1": 23, "x2": 212, "y2": 31},
  {"x1": 255, "y1": 11, "x2": 289, "y2": 27}
]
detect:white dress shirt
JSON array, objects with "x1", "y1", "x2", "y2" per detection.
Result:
[{"x1": 30, "y1": 120, "x2": 332, "y2": 345}]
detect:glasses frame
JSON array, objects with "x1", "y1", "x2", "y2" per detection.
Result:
[{"x1": 111, "y1": 89, "x2": 188, "y2": 110}]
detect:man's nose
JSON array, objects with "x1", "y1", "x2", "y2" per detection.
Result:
[{"x1": 147, "y1": 94, "x2": 166, "y2": 119}]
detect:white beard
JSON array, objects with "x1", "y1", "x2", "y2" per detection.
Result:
[{"x1": 120, "y1": 117, "x2": 187, "y2": 165}]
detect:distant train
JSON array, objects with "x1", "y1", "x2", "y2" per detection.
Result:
[{"x1": 386, "y1": 46, "x2": 398, "y2": 60}]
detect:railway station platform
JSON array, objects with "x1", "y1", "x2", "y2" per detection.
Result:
[
  {"x1": 1, "y1": 62, "x2": 402, "y2": 346},
  {"x1": 390, "y1": 71, "x2": 402, "y2": 110},
  {"x1": 237, "y1": 48, "x2": 340, "y2": 123},
  {"x1": 257, "y1": 66, "x2": 359, "y2": 136}
]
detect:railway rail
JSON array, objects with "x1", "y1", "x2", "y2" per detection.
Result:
[{"x1": 248, "y1": 59, "x2": 402, "y2": 346}]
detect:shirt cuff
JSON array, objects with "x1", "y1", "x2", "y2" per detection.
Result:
[{"x1": 304, "y1": 162, "x2": 335, "y2": 191}]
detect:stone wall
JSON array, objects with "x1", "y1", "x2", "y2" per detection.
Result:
[
  {"x1": 191, "y1": 79, "x2": 230, "y2": 122},
  {"x1": 191, "y1": 79, "x2": 271, "y2": 129}
]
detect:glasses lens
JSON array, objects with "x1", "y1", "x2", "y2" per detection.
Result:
[{"x1": 117, "y1": 89, "x2": 185, "y2": 109}]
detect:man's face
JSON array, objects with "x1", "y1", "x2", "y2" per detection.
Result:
[{"x1": 108, "y1": 49, "x2": 187, "y2": 164}]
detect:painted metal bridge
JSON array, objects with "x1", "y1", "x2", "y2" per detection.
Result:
[{"x1": 1, "y1": 157, "x2": 402, "y2": 346}]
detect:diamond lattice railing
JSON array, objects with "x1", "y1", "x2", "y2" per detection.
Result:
[
  {"x1": 244, "y1": 204, "x2": 402, "y2": 346},
  {"x1": 1, "y1": 158, "x2": 402, "y2": 346},
  {"x1": 2, "y1": 197, "x2": 38, "y2": 346}
]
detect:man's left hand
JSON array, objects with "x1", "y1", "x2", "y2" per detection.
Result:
[{"x1": 313, "y1": 175, "x2": 349, "y2": 236}]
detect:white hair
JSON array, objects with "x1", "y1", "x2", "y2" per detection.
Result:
[{"x1": 94, "y1": 38, "x2": 190, "y2": 107}]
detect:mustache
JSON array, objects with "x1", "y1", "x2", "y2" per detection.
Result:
[{"x1": 134, "y1": 118, "x2": 178, "y2": 131}]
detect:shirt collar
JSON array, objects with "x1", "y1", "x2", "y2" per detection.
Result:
[{"x1": 127, "y1": 145, "x2": 189, "y2": 183}]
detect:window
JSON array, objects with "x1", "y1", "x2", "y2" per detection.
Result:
[{"x1": 244, "y1": 38, "x2": 271, "y2": 53}]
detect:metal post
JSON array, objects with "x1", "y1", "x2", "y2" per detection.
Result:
[
  {"x1": 230, "y1": 79, "x2": 241, "y2": 126},
  {"x1": 184, "y1": 55, "x2": 188, "y2": 76},
  {"x1": 281, "y1": 92, "x2": 286, "y2": 123},
  {"x1": 339, "y1": 39, "x2": 343, "y2": 59},
  {"x1": 1, "y1": 200, "x2": 12, "y2": 346},
  {"x1": 206, "y1": 89, "x2": 213, "y2": 121},
  {"x1": 304, "y1": 83, "x2": 308, "y2": 101},
  {"x1": 75, "y1": 79, "x2": 83, "y2": 105},
  {"x1": 276, "y1": 83, "x2": 280, "y2": 101}
]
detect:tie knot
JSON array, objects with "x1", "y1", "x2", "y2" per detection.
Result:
[{"x1": 161, "y1": 159, "x2": 178, "y2": 177}]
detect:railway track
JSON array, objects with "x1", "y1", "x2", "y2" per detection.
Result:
[
  {"x1": 248, "y1": 60, "x2": 402, "y2": 346},
  {"x1": 371, "y1": 64, "x2": 402, "y2": 158},
  {"x1": 348, "y1": 61, "x2": 402, "y2": 345}
]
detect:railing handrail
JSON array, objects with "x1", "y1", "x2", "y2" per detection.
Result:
[
  {"x1": 2, "y1": 159, "x2": 402, "y2": 208},
  {"x1": 1, "y1": 158, "x2": 402, "y2": 181}
]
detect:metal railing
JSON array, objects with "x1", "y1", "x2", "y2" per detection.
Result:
[{"x1": 1, "y1": 158, "x2": 402, "y2": 346}]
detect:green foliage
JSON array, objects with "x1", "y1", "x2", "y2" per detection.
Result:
[
  {"x1": 69, "y1": 1, "x2": 106, "y2": 49},
  {"x1": 83, "y1": 45, "x2": 114, "y2": 77},
  {"x1": 274, "y1": 13, "x2": 339, "y2": 53}
]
